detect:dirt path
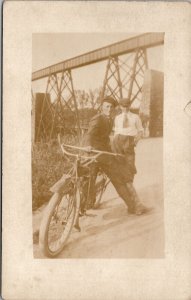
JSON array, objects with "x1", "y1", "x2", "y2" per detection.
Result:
[{"x1": 33, "y1": 138, "x2": 164, "y2": 258}]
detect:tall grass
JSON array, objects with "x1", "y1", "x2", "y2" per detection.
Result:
[{"x1": 32, "y1": 135, "x2": 78, "y2": 211}]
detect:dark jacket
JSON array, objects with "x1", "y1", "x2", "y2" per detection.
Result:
[
  {"x1": 83, "y1": 113, "x2": 133, "y2": 183},
  {"x1": 83, "y1": 113, "x2": 113, "y2": 151}
]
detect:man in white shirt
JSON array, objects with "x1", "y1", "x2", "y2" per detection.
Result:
[{"x1": 112, "y1": 98, "x2": 144, "y2": 182}]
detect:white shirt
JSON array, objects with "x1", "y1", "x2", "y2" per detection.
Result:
[{"x1": 114, "y1": 111, "x2": 143, "y2": 136}]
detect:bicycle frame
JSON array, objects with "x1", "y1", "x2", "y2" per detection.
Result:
[
  {"x1": 57, "y1": 134, "x2": 122, "y2": 212},
  {"x1": 59, "y1": 144, "x2": 104, "y2": 210}
]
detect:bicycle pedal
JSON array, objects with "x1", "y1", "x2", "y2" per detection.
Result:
[{"x1": 85, "y1": 212, "x2": 97, "y2": 217}]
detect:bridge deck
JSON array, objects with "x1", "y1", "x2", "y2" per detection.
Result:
[{"x1": 32, "y1": 32, "x2": 164, "y2": 81}]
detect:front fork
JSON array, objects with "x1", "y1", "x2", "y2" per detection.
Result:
[{"x1": 73, "y1": 159, "x2": 82, "y2": 231}]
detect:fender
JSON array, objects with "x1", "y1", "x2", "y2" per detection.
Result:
[{"x1": 49, "y1": 174, "x2": 72, "y2": 194}]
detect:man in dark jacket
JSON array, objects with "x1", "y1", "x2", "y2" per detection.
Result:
[{"x1": 83, "y1": 96, "x2": 150, "y2": 215}]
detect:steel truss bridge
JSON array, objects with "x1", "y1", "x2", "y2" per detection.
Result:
[{"x1": 32, "y1": 32, "x2": 164, "y2": 142}]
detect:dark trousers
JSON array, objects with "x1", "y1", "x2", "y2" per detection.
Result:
[
  {"x1": 112, "y1": 134, "x2": 137, "y2": 181},
  {"x1": 80, "y1": 151, "x2": 139, "y2": 212},
  {"x1": 96, "y1": 154, "x2": 138, "y2": 210},
  {"x1": 109, "y1": 178, "x2": 138, "y2": 211}
]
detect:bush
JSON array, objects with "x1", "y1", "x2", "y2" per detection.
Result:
[{"x1": 32, "y1": 135, "x2": 78, "y2": 211}]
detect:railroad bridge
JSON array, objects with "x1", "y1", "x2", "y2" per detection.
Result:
[{"x1": 32, "y1": 33, "x2": 164, "y2": 142}]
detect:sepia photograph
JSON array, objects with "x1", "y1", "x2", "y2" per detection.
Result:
[
  {"x1": 3, "y1": 1, "x2": 191, "y2": 299},
  {"x1": 32, "y1": 32, "x2": 164, "y2": 258}
]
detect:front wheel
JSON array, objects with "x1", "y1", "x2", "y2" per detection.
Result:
[{"x1": 39, "y1": 189, "x2": 76, "y2": 257}]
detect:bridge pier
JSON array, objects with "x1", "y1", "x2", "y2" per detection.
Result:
[
  {"x1": 101, "y1": 48, "x2": 148, "y2": 107},
  {"x1": 35, "y1": 70, "x2": 81, "y2": 142}
]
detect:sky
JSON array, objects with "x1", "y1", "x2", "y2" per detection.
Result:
[{"x1": 32, "y1": 33, "x2": 164, "y2": 93}]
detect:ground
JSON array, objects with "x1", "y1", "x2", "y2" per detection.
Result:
[{"x1": 33, "y1": 137, "x2": 164, "y2": 258}]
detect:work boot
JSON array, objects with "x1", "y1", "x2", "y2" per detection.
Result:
[
  {"x1": 134, "y1": 202, "x2": 152, "y2": 215},
  {"x1": 126, "y1": 182, "x2": 152, "y2": 215},
  {"x1": 127, "y1": 202, "x2": 152, "y2": 215}
]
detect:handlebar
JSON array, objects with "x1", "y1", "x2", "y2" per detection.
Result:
[
  {"x1": 61, "y1": 144, "x2": 101, "y2": 160},
  {"x1": 58, "y1": 134, "x2": 123, "y2": 160}
]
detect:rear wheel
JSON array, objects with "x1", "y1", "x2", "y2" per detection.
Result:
[
  {"x1": 94, "y1": 173, "x2": 108, "y2": 209},
  {"x1": 39, "y1": 189, "x2": 76, "y2": 257}
]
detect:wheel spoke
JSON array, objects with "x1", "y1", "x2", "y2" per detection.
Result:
[{"x1": 47, "y1": 192, "x2": 76, "y2": 253}]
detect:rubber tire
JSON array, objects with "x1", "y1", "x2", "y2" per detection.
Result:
[
  {"x1": 39, "y1": 192, "x2": 76, "y2": 258},
  {"x1": 94, "y1": 178, "x2": 107, "y2": 209}
]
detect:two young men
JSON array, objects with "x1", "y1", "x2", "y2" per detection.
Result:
[{"x1": 83, "y1": 96, "x2": 150, "y2": 215}]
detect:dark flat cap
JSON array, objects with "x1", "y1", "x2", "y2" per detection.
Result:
[
  {"x1": 119, "y1": 98, "x2": 131, "y2": 107},
  {"x1": 102, "y1": 96, "x2": 118, "y2": 107}
]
